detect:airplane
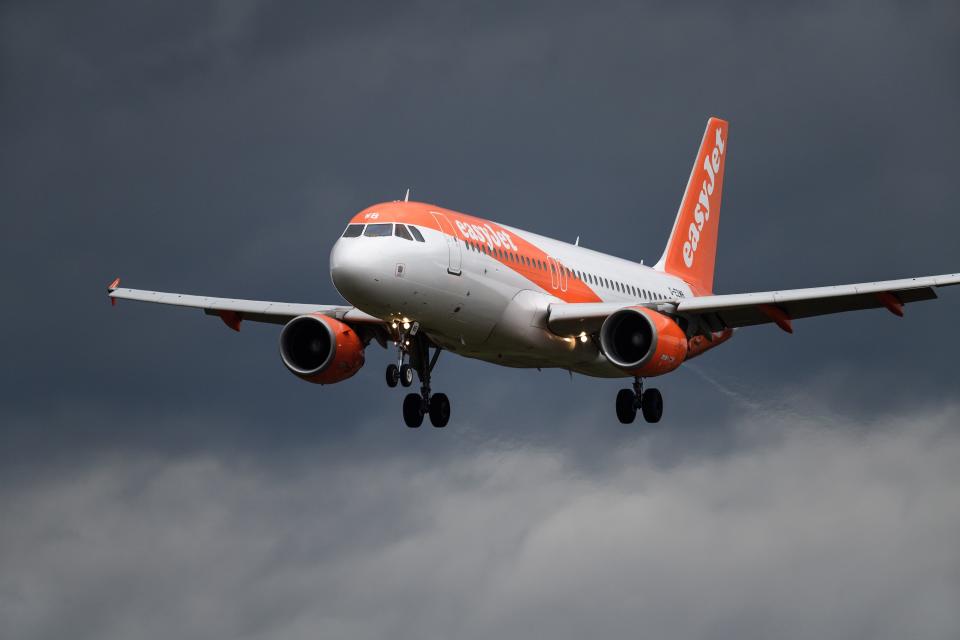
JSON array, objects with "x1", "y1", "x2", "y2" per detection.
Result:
[{"x1": 107, "y1": 117, "x2": 959, "y2": 428}]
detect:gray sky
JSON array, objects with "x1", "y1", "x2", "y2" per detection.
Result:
[{"x1": 1, "y1": 1, "x2": 959, "y2": 639}]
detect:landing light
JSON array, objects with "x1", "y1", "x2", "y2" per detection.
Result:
[
  {"x1": 579, "y1": 333, "x2": 588, "y2": 343},
  {"x1": 402, "y1": 321, "x2": 411, "y2": 330}
]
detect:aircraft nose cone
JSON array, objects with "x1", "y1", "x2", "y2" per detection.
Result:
[{"x1": 330, "y1": 239, "x2": 384, "y2": 307}]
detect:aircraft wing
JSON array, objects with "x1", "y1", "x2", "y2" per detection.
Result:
[
  {"x1": 106, "y1": 279, "x2": 383, "y2": 331},
  {"x1": 547, "y1": 272, "x2": 960, "y2": 336}
]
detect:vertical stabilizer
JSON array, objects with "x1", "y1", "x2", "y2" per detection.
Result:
[{"x1": 654, "y1": 117, "x2": 729, "y2": 295}]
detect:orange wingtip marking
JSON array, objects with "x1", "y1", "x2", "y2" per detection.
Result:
[
  {"x1": 759, "y1": 304, "x2": 793, "y2": 334},
  {"x1": 876, "y1": 292, "x2": 904, "y2": 317}
]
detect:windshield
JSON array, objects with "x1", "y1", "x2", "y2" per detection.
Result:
[
  {"x1": 341, "y1": 224, "x2": 364, "y2": 238},
  {"x1": 363, "y1": 223, "x2": 393, "y2": 237}
]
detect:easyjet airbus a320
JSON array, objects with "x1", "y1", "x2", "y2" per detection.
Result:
[{"x1": 108, "y1": 118, "x2": 959, "y2": 427}]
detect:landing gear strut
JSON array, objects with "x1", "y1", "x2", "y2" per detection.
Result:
[
  {"x1": 401, "y1": 333, "x2": 449, "y2": 428},
  {"x1": 616, "y1": 377, "x2": 663, "y2": 424},
  {"x1": 385, "y1": 324, "x2": 418, "y2": 388}
]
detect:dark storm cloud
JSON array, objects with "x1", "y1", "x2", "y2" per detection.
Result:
[
  {"x1": 1, "y1": 0, "x2": 956, "y2": 432},
  {"x1": 1, "y1": 1, "x2": 959, "y2": 638}
]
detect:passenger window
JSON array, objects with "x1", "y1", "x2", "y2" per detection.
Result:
[
  {"x1": 408, "y1": 226, "x2": 425, "y2": 242},
  {"x1": 394, "y1": 224, "x2": 414, "y2": 241},
  {"x1": 364, "y1": 223, "x2": 393, "y2": 237},
  {"x1": 342, "y1": 224, "x2": 364, "y2": 238}
]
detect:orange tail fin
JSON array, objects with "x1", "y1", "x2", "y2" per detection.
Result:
[{"x1": 654, "y1": 117, "x2": 729, "y2": 296}]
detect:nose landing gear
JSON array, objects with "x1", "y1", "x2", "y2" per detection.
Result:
[
  {"x1": 385, "y1": 363, "x2": 400, "y2": 387},
  {"x1": 396, "y1": 331, "x2": 449, "y2": 428},
  {"x1": 616, "y1": 377, "x2": 663, "y2": 424},
  {"x1": 385, "y1": 324, "x2": 418, "y2": 389}
]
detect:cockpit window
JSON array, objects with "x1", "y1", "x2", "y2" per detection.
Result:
[
  {"x1": 342, "y1": 224, "x2": 364, "y2": 238},
  {"x1": 363, "y1": 223, "x2": 393, "y2": 237},
  {"x1": 394, "y1": 224, "x2": 414, "y2": 241},
  {"x1": 408, "y1": 226, "x2": 425, "y2": 242}
]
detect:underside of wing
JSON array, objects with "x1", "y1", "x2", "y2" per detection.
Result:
[
  {"x1": 677, "y1": 273, "x2": 959, "y2": 333},
  {"x1": 547, "y1": 273, "x2": 960, "y2": 337},
  {"x1": 107, "y1": 279, "x2": 383, "y2": 331}
]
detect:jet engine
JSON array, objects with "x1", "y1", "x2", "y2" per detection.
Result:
[
  {"x1": 279, "y1": 313, "x2": 365, "y2": 384},
  {"x1": 598, "y1": 307, "x2": 688, "y2": 377}
]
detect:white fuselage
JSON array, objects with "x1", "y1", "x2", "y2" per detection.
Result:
[{"x1": 329, "y1": 204, "x2": 693, "y2": 378}]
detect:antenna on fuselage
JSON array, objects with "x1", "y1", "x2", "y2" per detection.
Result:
[
  {"x1": 574, "y1": 236, "x2": 580, "y2": 246},
  {"x1": 404, "y1": 188, "x2": 410, "y2": 202}
]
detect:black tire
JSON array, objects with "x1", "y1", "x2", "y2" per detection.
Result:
[
  {"x1": 399, "y1": 364, "x2": 414, "y2": 387},
  {"x1": 385, "y1": 364, "x2": 400, "y2": 388},
  {"x1": 616, "y1": 389, "x2": 637, "y2": 424},
  {"x1": 641, "y1": 388, "x2": 663, "y2": 423},
  {"x1": 429, "y1": 393, "x2": 451, "y2": 428},
  {"x1": 403, "y1": 393, "x2": 424, "y2": 428}
]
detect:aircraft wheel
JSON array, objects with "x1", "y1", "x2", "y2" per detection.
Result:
[
  {"x1": 429, "y1": 393, "x2": 450, "y2": 428},
  {"x1": 616, "y1": 389, "x2": 637, "y2": 424},
  {"x1": 641, "y1": 388, "x2": 663, "y2": 423},
  {"x1": 385, "y1": 364, "x2": 400, "y2": 388},
  {"x1": 403, "y1": 393, "x2": 424, "y2": 428},
  {"x1": 399, "y1": 364, "x2": 414, "y2": 387}
]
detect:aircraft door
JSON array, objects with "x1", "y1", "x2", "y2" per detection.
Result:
[{"x1": 430, "y1": 212, "x2": 462, "y2": 275}]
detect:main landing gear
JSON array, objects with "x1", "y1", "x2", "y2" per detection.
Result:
[
  {"x1": 385, "y1": 323, "x2": 450, "y2": 428},
  {"x1": 616, "y1": 377, "x2": 663, "y2": 424},
  {"x1": 401, "y1": 341, "x2": 448, "y2": 428}
]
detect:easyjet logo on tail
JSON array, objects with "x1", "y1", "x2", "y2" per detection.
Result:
[
  {"x1": 682, "y1": 126, "x2": 725, "y2": 268},
  {"x1": 656, "y1": 117, "x2": 728, "y2": 295}
]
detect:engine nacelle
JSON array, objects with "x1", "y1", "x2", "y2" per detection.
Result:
[
  {"x1": 279, "y1": 313, "x2": 365, "y2": 384},
  {"x1": 599, "y1": 307, "x2": 688, "y2": 377}
]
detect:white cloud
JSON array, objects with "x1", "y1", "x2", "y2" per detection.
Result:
[{"x1": 2, "y1": 404, "x2": 959, "y2": 640}]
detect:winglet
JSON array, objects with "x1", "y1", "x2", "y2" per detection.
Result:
[{"x1": 108, "y1": 277, "x2": 121, "y2": 306}]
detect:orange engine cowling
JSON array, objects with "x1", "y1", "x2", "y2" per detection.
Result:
[
  {"x1": 599, "y1": 307, "x2": 688, "y2": 377},
  {"x1": 279, "y1": 313, "x2": 365, "y2": 384}
]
